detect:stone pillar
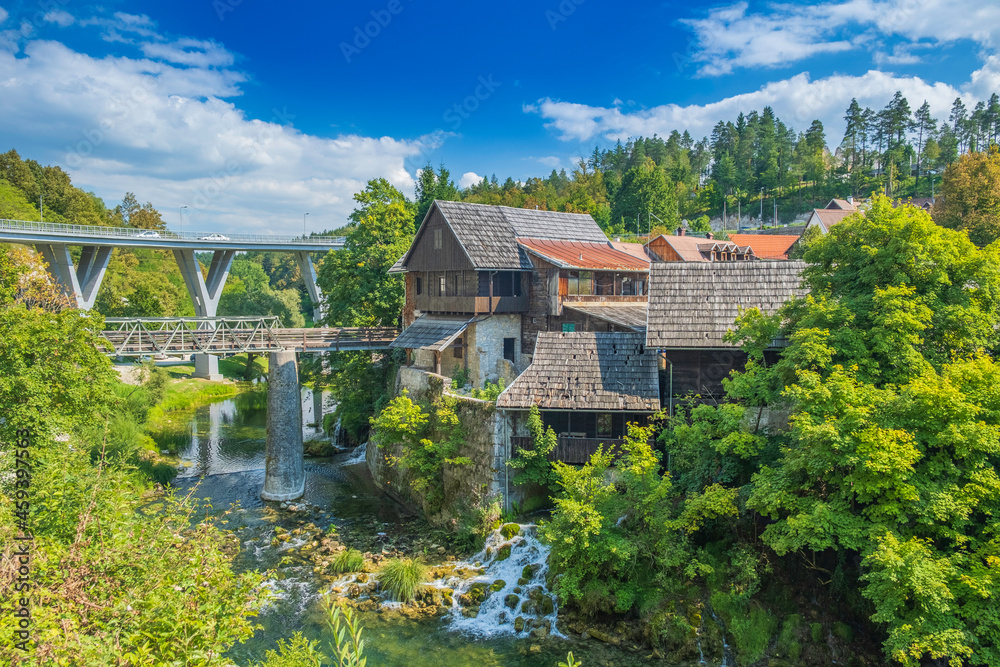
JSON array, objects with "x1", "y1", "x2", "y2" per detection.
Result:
[
  {"x1": 174, "y1": 248, "x2": 235, "y2": 380},
  {"x1": 261, "y1": 351, "x2": 305, "y2": 502}
]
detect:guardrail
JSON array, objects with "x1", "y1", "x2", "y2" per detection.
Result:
[{"x1": 0, "y1": 218, "x2": 346, "y2": 246}]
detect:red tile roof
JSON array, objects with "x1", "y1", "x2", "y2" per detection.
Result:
[
  {"x1": 727, "y1": 234, "x2": 800, "y2": 260},
  {"x1": 517, "y1": 238, "x2": 650, "y2": 271}
]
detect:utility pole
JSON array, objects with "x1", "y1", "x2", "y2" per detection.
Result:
[
  {"x1": 40, "y1": 193, "x2": 43, "y2": 223},
  {"x1": 760, "y1": 188, "x2": 764, "y2": 230}
]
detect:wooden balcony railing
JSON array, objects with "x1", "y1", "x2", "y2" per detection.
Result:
[
  {"x1": 510, "y1": 436, "x2": 627, "y2": 465},
  {"x1": 415, "y1": 294, "x2": 528, "y2": 314}
]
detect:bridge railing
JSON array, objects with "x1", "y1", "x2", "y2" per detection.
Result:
[
  {"x1": 0, "y1": 218, "x2": 345, "y2": 246},
  {"x1": 101, "y1": 316, "x2": 285, "y2": 356}
]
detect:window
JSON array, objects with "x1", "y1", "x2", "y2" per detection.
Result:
[
  {"x1": 453, "y1": 337, "x2": 464, "y2": 358},
  {"x1": 415, "y1": 276, "x2": 422, "y2": 295},
  {"x1": 562, "y1": 322, "x2": 576, "y2": 332},
  {"x1": 433, "y1": 228, "x2": 443, "y2": 249},
  {"x1": 439, "y1": 276, "x2": 446, "y2": 296},
  {"x1": 596, "y1": 413, "x2": 612, "y2": 437},
  {"x1": 621, "y1": 275, "x2": 637, "y2": 296},
  {"x1": 503, "y1": 337, "x2": 515, "y2": 362},
  {"x1": 566, "y1": 271, "x2": 593, "y2": 295}
]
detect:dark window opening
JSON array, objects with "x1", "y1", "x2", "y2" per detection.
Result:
[
  {"x1": 453, "y1": 337, "x2": 464, "y2": 359},
  {"x1": 597, "y1": 413, "x2": 612, "y2": 437},
  {"x1": 478, "y1": 271, "x2": 522, "y2": 297},
  {"x1": 415, "y1": 276, "x2": 422, "y2": 295},
  {"x1": 503, "y1": 337, "x2": 515, "y2": 362}
]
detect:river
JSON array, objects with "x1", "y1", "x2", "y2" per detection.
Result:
[{"x1": 158, "y1": 390, "x2": 689, "y2": 667}]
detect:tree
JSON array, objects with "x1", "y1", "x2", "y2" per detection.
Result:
[
  {"x1": 912, "y1": 101, "x2": 936, "y2": 195},
  {"x1": 110, "y1": 192, "x2": 165, "y2": 230},
  {"x1": 414, "y1": 163, "x2": 459, "y2": 227},
  {"x1": 933, "y1": 146, "x2": 1000, "y2": 246},
  {"x1": 610, "y1": 158, "x2": 678, "y2": 233}
]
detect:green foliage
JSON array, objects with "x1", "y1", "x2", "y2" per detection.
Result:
[
  {"x1": 331, "y1": 549, "x2": 366, "y2": 574},
  {"x1": 558, "y1": 652, "x2": 582, "y2": 667},
  {"x1": 378, "y1": 558, "x2": 427, "y2": 602},
  {"x1": 507, "y1": 406, "x2": 558, "y2": 490},
  {"x1": 469, "y1": 377, "x2": 505, "y2": 401},
  {"x1": 370, "y1": 391, "x2": 469, "y2": 512},
  {"x1": 450, "y1": 367, "x2": 470, "y2": 389},
  {"x1": 255, "y1": 602, "x2": 366, "y2": 667},
  {"x1": 933, "y1": 145, "x2": 1000, "y2": 246}
]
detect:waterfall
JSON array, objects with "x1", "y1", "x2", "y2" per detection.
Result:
[
  {"x1": 438, "y1": 524, "x2": 561, "y2": 638},
  {"x1": 342, "y1": 441, "x2": 367, "y2": 466}
]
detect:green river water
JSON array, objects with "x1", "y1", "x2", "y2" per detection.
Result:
[{"x1": 161, "y1": 391, "x2": 693, "y2": 667}]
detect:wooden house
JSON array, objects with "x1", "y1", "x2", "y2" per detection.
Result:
[
  {"x1": 646, "y1": 230, "x2": 755, "y2": 262},
  {"x1": 496, "y1": 331, "x2": 659, "y2": 463},
  {"x1": 726, "y1": 234, "x2": 800, "y2": 260},
  {"x1": 389, "y1": 200, "x2": 650, "y2": 386},
  {"x1": 804, "y1": 197, "x2": 867, "y2": 234},
  {"x1": 645, "y1": 261, "x2": 807, "y2": 410}
]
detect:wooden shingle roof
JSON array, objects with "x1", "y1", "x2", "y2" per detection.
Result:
[
  {"x1": 389, "y1": 315, "x2": 476, "y2": 351},
  {"x1": 496, "y1": 332, "x2": 660, "y2": 411},
  {"x1": 646, "y1": 261, "x2": 807, "y2": 349},
  {"x1": 562, "y1": 303, "x2": 648, "y2": 332}
]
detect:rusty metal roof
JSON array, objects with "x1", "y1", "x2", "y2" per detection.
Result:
[
  {"x1": 728, "y1": 234, "x2": 800, "y2": 260},
  {"x1": 517, "y1": 238, "x2": 650, "y2": 271}
]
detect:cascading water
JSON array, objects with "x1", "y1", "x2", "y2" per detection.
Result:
[
  {"x1": 342, "y1": 441, "x2": 367, "y2": 466},
  {"x1": 440, "y1": 524, "x2": 561, "y2": 638}
]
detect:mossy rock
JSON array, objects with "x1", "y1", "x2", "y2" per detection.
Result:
[
  {"x1": 521, "y1": 565, "x2": 535, "y2": 579},
  {"x1": 810, "y1": 622, "x2": 824, "y2": 643},
  {"x1": 517, "y1": 577, "x2": 529, "y2": 586},
  {"x1": 355, "y1": 573, "x2": 369, "y2": 584},
  {"x1": 520, "y1": 599, "x2": 537, "y2": 615},
  {"x1": 467, "y1": 582, "x2": 491, "y2": 604},
  {"x1": 500, "y1": 523, "x2": 521, "y2": 539},
  {"x1": 540, "y1": 596, "x2": 555, "y2": 615},
  {"x1": 831, "y1": 621, "x2": 854, "y2": 642},
  {"x1": 496, "y1": 544, "x2": 512, "y2": 561},
  {"x1": 491, "y1": 579, "x2": 506, "y2": 592},
  {"x1": 504, "y1": 594, "x2": 520, "y2": 609},
  {"x1": 514, "y1": 616, "x2": 525, "y2": 632},
  {"x1": 304, "y1": 439, "x2": 334, "y2": 457}
]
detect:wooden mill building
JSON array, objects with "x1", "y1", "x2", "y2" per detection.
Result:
[{"x1": 389, "y1": 201, "x2": 650, "y2": 387}]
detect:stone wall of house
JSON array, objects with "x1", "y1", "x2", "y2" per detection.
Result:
[
  {"x1": 467, "y1": 315, "x2": 522, "y2": 387},
  {"x1": 367, "y1": 366, "x2": 510, "y2": 523}
]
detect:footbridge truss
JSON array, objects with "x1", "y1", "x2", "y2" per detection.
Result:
[{"x1": 101, "y1": 317, "x2": 399, "y2": 356}]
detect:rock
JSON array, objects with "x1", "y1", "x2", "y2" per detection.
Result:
[
  {"x1": 587, "y1": 628, "x2": 617, "y2": 644},
  {"x1": 521, "y1": 564, "x2": 537, "y2": 579},
  {"x1": 500, "y1": 523, "x2": 521, "y2": 539},
  {"x1": 496, "y1": 544, "x2": 511, "y2": 561},
  {"x1": 529, "y1": 644, "x2": 541, "y2": 654},
  {"x1": 514, "y1": 616, "x2": 525, "y2": 632},
  {"x1": 356, "y1": 573, "x2": 369, "y2": 584},
  {"x1": 517, "y1": 578, "x2": 529, "y2": 586},
  {"x1": 437, "y1": 546, "x2": 446, "y2": 555},
  {"x1": 491, "y1": 579, "x2": 506, "y2": 592},
  {"x1": 530, "y1": 626, "x2": 548, "y2": 639},
  {"x1": 541, "y1": 596, "x2": 555, "y2": 615},
  {"x1": 504, "y1": 594, "x2": 519, "y2": 609}
]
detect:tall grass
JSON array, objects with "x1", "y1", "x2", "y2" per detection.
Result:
[
  {"x1": 378, "y1": 558, "x2": 427, "y2": 602},
  {"x1": 331, "y1": 549, "x2": 366, "y2": 574}
]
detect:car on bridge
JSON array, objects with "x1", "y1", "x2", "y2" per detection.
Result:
[
  {"x1": 136, "y1": 230, "x2": 160, "y2": 238},
  {"x1": 200, "y1": 233, "x2": 230, "y2": 241}
]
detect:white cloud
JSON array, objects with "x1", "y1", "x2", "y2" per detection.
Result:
[
  {"x1": 0, "y1": 33, "x2": 429, "y2": 233},
  {"x1": 140, "y1": 38, "x2": 234, "y2": 68},
  {"x1": 0, "y1": 8, "x2": 8, "y2": 25},
  {"x1": 532, "y1": 155, "x2": 562, "y2": 168},
  {"x1": 458, "y1": 171, "x2": 483, "y2": 189},
  {"x1": 44, "y1": 10, "x2": 74, "y2": 28},
  {"x1": 681, "y1": 0, "x2": 1000, "y2": 77},
  {"x1": 528, "y1": 68, "x2": 974, "y2": 147}
]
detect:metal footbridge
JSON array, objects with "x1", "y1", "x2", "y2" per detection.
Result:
[{"x1": 100, "y1": 317, "x2": 399, "y2": 356}]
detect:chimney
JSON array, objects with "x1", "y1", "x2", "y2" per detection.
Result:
[
  {"x1": 676, "y1": 227, "x2": 686, "y2": 236},
  {"x1": 847, "y1": 196, "x2": 854, "y2": 207},
  {"x1": 706, "y1": 232, "x2": 714, "y2": 240}
]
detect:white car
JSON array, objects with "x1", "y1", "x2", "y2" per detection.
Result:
[
  {"x1": 200, "y1": 233, "x2": 230, "y2": 241},
  {"x1": 136, "y1": 230, "x2": 160, "y2": 238}
]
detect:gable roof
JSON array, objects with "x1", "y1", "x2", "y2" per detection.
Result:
[
  {"x1": 496, "y1": 331, "x2": 660, "y2": 411},
  {"x1": 647, "y1": 234, "x2": 751, "y2": 262},
  {"x1": 517, "y1": 238, "x2": 650, "y2": 271},
  {"x1": 808, "y1": 208, "x2": 858, "y2": 233},
  {"x1": 646, "y1": 261, "x2": 807, "y2": 348},
  {"x1": 826, "y1": 198, "x2": 857, "y2": 210},
  {"x1": 728, "y1": 234, "x2": 800, "y2": 260},
  {"x1": 396, "y1": 201, "x2": 608, "y2": 272}
]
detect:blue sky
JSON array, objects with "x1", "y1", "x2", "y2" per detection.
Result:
[{"x1": 0, "y1": 0, "x2": 998, "y2": 234}]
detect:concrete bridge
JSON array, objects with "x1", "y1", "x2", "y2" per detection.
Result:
[{"x1": 1, "y1": 218, "x2": 344, "y2": 379}]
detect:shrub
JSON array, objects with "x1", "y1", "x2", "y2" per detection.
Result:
[
  {"x1": 450, "y1": 368, "x2": 470, "y2": 389},
  {"x1": 729, "y1": 606, "x2": 778, "y2": 664},
  {"x1": 331, "y1": 549, "x2": 366, "y2": 574},
  {"x1": 470, "y1": 377, "x2": 505, "y2": 401},
  {"x1": 378, "y1": 558, "x2": 427, "y2": 602}
]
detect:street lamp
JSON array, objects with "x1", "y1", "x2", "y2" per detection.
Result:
[
  {"x1": 759, "y1": 188, "x2": 764, "y2": 230},
  {"x1": 179, "y1": 205, "x2": 188, "y2": 234},
  {"x1": 303, "y1": 212, "x2": 310, "y2": 237}
]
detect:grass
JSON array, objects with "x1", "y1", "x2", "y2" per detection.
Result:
[
  {"x1": 331, "y1": 549, "x2": 366, "y2": 574},
  {"x1": 378, "y1": 558, "x2": 427, "y2": 602}
]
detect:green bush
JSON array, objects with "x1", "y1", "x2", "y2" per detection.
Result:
[
  {"x1": 378, "y1": 558, "x2": 427, "y2": 602},
  {"x1": 729, "y1": 606, "x2": 778, "y2": 664},
  {"x1": 470, "y1": 377, "x2": 505, "y2": 401},
  {"x1": 450, "y1": 367, "x2": 470, "y2": 389},
  {"x1": 810, "y1": 622, "x2": 824, "y2": 643},
  {"x1": 331, "y1": 549, "x2": 366, "y2": 574}
]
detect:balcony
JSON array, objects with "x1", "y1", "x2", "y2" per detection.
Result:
[
  {"x1": 415, "y1": 294, "x2": 528, "y2": 314},
  {"x1": 511, "y1": 435, "x2": 628, "y2": 465},
  {"x1": 561, "y1": 294, "x2": 647, "y2": 304}
]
